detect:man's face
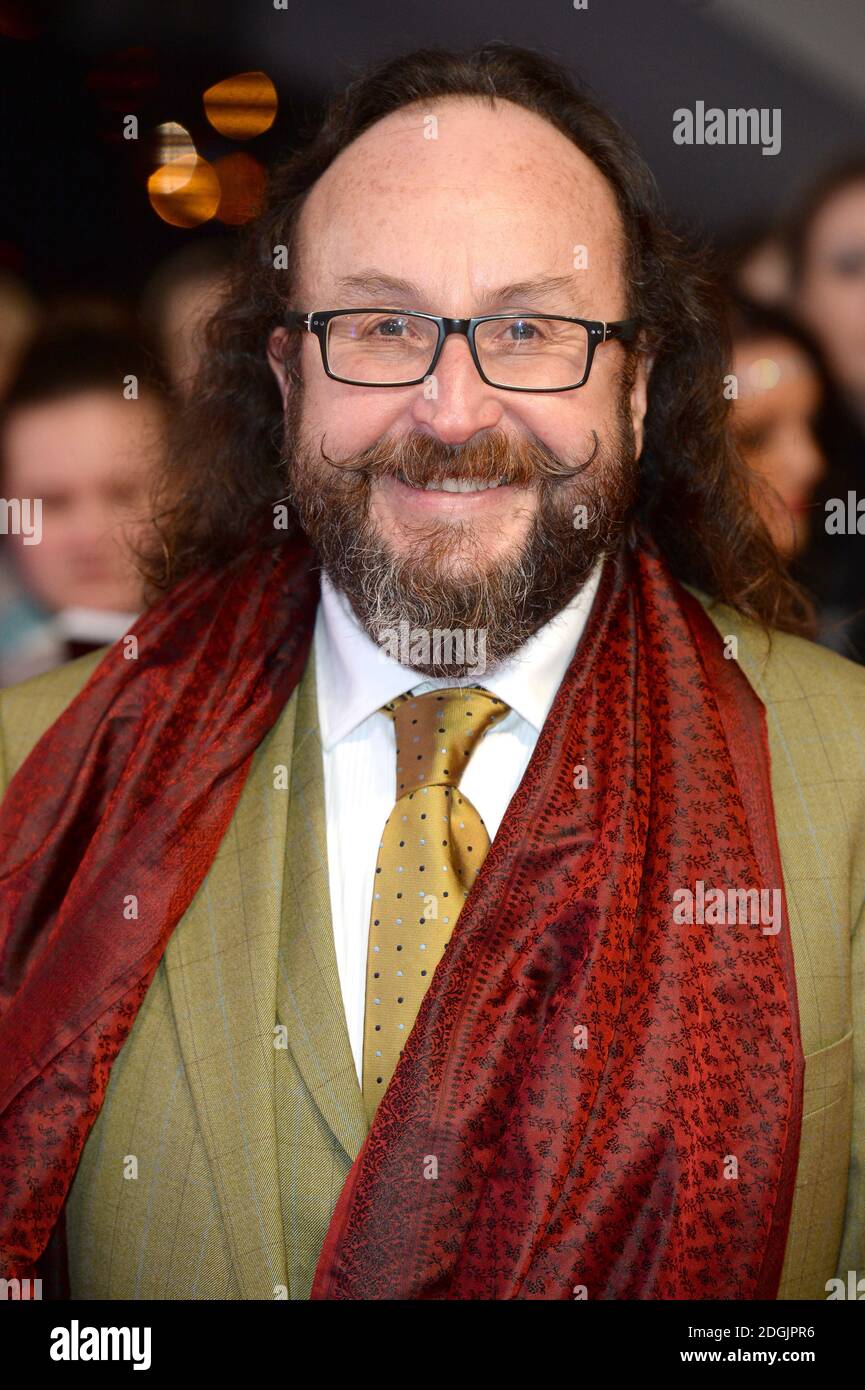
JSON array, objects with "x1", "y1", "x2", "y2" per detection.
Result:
[{"x1": 268, "y1": 97, "x2": 649, "y2": 672}]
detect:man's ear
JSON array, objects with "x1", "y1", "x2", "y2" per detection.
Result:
[
  {"x1": 267, "y1": 326, "x2": 292, "y2": 408},
  {"x1": 629, "y1": 352, "x2": 654, "y2": 457}
]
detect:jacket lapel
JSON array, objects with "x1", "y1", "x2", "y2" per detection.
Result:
[
  {"x1": 276, "y1": 646, "x2": 369, "y2": 1165},
  {"x1": 161, "y1": 673, "x2": 300, "y2": 1299}
]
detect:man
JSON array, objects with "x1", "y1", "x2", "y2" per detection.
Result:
[{"x1": 0, "y1": 44, "x2": 862, "y2": 1302}]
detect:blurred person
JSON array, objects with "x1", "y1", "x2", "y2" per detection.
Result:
[
  {"x1": 0, "y1": 45, "x2": 863, "y2": 1306},
  {"x1": 789, "y1": 156, "x2": 865, "y2": 661},
  {"x1": 140, "y1": 238, "x2": 232, "y2": 395},
  {"x1": 792, "y1": 156, "x2": 865, "y2": 412},
  {"x1": 728, "y1": 299, "x2": 825, "y2": 557},
  {"x1": 0, "y1": 311, "x2": 167, "y2": 685},
  {"x1": 724, "y1": 224, "x2": 792, "y2": 311}
]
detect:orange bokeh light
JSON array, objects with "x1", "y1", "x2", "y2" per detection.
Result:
[
  {"x1": 153, "y1": 122, "x2": 196, "y2": 170},
  {"x1": 203, "y1": 71, "x2": 278, "y2": 139},
  {"x1": 148, "y1": 155, "x2": 220, "y2": 228}
]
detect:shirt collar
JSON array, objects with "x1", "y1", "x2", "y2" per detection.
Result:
[{"x1": 314, "y1": 561, "x2": 603, "y2": 751}]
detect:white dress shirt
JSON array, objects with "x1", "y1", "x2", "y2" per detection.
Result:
[{"x1": 313, "y1": 564, "x2": 602, "y2": 1084}]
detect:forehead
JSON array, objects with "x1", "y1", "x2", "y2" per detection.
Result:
[
  {"x1": 294, "y1": 96, "x2": 626, "y2": 310},
  {"x1": 4, "y1": 392, "x2": 158, "y2": 481}
]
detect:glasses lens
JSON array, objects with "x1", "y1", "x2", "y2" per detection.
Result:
[
  {"x1": 475, "y1": 317, "x2": 589, "y2": 389},
  {"x1": 326, "y1": 311, "x2": 438, "y2": 384}
]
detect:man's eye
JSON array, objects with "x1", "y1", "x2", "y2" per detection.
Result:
[
  {"x1": 369, "y1": 317, "x2": 411, "y2": 338},
  {"x1": 505, "y1": 319, "x2": 539, "y2": 342},
  {"x1": 496, "y1": 319, "x2": 558, "y2": 348}
]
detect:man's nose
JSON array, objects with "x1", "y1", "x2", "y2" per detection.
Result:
[{"x1": 410, "y1": 332, "x2": 504, "y2": 445}]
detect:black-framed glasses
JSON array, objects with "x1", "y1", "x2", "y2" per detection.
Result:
[{"x1": 284, "y1": 308, "x2": 639, "y2": 392}]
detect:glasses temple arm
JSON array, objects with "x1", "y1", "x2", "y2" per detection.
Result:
[{"x1": 603, "y1": 319, "x2": 639, "y2": 344}]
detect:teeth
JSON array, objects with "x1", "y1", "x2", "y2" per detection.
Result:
[{"x1": 422, "y1": 477, "x2": 505, "y2": 493}]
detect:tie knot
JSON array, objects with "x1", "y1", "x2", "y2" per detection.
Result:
[{"x1": 384, "y1": 686, "x2": 509, "y2": 797}]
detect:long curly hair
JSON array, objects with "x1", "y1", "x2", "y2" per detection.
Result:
[{"x1": 139, "y1": 42, "x2": 812, "y2": 634}]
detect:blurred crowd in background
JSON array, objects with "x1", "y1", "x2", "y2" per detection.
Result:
[
  {"x1": 0, "y1": 241, "x2": 230, "y2": 684},
  {"x1": 1, "y1": 137, "x2": 864, "y2": 685},
  {"x1": 726, "y1": 155, "x2": 865, "y2": 665}
]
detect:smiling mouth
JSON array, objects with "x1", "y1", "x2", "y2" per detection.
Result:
[{"x1": 395, "y1": 471, "x2": 509, "y2": 493}]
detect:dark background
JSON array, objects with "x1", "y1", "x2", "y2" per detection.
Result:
[{"x1": 3, "y1": 0, "x2": 865, "y2": 298}]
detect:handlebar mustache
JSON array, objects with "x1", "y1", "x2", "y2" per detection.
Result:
[{"x1": 316, "y1": 429, "x2": 601, "y2": 486}]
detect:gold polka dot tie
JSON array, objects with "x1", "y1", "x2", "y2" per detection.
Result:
[{"x1": 361, "y1": 686, "x2": 510, "y2": 1122}]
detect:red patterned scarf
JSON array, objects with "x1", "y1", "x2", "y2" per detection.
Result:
[{"x1": 0, "y1": 536, "x2": 803, "y2": 1296}]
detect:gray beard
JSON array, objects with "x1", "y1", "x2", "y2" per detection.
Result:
[{"x1": 283, "y1": 402, "x2": 637, "y2": 678}]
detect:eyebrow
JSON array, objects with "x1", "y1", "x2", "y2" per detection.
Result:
[{"x1": 332, "y1": 270, "x2": 592, "y2": 313}]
